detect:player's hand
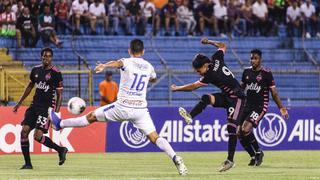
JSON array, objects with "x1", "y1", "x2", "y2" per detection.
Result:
[
  {"x1": 280, "y1": 107, "x2": 289, "y2": 119},
  {"x1": 13, "y1": 103, "x2": 20, "y2": 113},
  {"x1": 201, "y1": 37, "x2": 209, "y2": 44},
  {"x1": 170, "y1": 84, "x2": 178, "y2": 92},
  {"x1": 94, "y1": 62, "x2": 106, "y2": 73}
]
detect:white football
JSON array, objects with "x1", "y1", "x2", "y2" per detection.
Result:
[{"x1": 67, "y1": 97, "x2": 86, "y2": 115}]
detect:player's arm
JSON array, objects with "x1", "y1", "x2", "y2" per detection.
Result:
[
  {"x1": 149, "y1": 78, "x2": 157, "y2": 83},
  {"x1": 270, "y1": 87, "x2": 289, "y2": 119},
  {"x1": 149, "y1": 66, "x2": 157, "y2": 83},
  {"x1": 201, "y1": 37, "x2": 227, "y2": 52},
  {"x1": 94, "y1": 60, "x2": 124, "y2": 73},
  {"x1": 55, "y1": 88, "x2": 63, "y2": 112},
  {"x1": 171, "y1": 81, "x2": 203, "y2": 92},
  {"x1": 240, "y1": 70, "x2": 246, "y2": 89},
  {"x1": 13, "y1": 81, "x2": 34, "y2": 112},
  {"x1": 55, "y1": 72, "x2": 63, "y2": 112}
]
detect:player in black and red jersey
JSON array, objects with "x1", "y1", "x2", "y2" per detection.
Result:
[
  {"x1": 13, "y1": 47, "x2": 68, "y2": 169},
  {"x1": 171, "y1": 38, "x2": 245, "y2": 172},
  {"x1": 238, "y1": 49, "x2": 289, "y2": 166}
]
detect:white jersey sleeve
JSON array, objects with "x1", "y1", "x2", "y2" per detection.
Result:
[{"x1": 116, "y1": 57, "x2": 156, "y2": 108}]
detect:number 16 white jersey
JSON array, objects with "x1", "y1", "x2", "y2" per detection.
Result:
[{"x1": 116, "y1": 57, "x2": 156, "y2": 108}]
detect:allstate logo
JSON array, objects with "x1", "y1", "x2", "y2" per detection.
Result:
[
  {"x1": 253, "y1": 113, "x2": 287, "y2": 147},
  {"x1": 119, "y1": 121, "x2": 150, "y2": 149}
]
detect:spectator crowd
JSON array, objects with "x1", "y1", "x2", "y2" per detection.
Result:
[{"x1": 0, "y1": 0, "x2": 319, "y2": 47}]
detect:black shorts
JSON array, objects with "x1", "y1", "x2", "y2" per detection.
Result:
[
  {"x1": 239, "y1": 105, "x2": 266, "y2": 128},
  {"x1": 212, "y1": 93, "x2": 245, "y2": 125},
  {"x1": 21, "y1": 106, "x2": 51, "y2": 133}
]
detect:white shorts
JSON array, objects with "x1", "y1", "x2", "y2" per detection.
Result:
[{"x1": 94, "y1": 102, "x2": 156, "y2": 135}]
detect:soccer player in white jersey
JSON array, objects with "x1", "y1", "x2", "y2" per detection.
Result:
[{"x1": 48, "y1": 39, "x2": 188, "y2": 176}]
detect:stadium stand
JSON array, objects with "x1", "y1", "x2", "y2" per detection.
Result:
[{"x1": 1, "y1": 36, "x2": 319, "y2": 107}]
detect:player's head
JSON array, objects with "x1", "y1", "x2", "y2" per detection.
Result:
[
  {"x1": 192, "y1": 54, "x2": 211, "y2": 76},
  {"x1": 105, "y1": 71, "x2": 113, "y2": 81},
  {"x1": 250, "y1": 48, "x2": 262, "y2": 69},
  {"x1": 129, "y1": 39, "x2": 145, "y2": 57},
  {"x1": 41, "y1": 47, "x2": 53, "y2": 67}
]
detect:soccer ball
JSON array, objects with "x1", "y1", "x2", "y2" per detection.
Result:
[{"x1": 67, "y1": 97, "x2": 86, "y2": 115}]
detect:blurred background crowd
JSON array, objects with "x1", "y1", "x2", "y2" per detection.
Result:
[{"x1": 0, "y1": 0, "x2": 319, "y2": 47}]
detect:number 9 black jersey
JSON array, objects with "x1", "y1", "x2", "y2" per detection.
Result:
[{"x1": 198, "y1": 49, "x2": 244, "y2": 98}]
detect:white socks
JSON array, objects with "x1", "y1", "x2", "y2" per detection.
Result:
[
  {"x1": 60, "y1": 115, "x2": 90, "y2": 128},
  {"x1": 155, "y1": 137, "x2": 176, "y2": 159}
]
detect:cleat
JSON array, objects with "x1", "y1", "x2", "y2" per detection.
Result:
[
  {"x1": 48, "y1": 107, "x2": 62, "y2": 130},
  {"x1": 179, "y1": 107, "x2": 193, "y2": 124},
  {"x1": 19, "y1": 164, "x2": 33, "y2": 170},
  {"x1": 218, "y1": 160, "x2": 235, "y2": 172},
  {"x1": 59, "y1": 147, "x2": 68, "y2": 166},
  {"x1": 248, "y1": 157, "x2": 255, "y2": 166},
  {"x1": 173, "y1": 155, "x2": 188, "y2": 176},
  {"x1": 255, "y1": 151, "x2": 264, "y2": 166}
]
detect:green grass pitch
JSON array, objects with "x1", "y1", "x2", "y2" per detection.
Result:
[{"x1": 0, "y1": 151, "x2": 320, "y2": 180}]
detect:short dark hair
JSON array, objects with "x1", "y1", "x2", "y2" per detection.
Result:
[
  {"x1": 41, "y1": 47, "x2": 53, "y2": 56},
  {"x1": 250, "y1": 49, "x2": 262, "y2": 58},
  {"x1": 105, "y1": 71, "x2": 112, "y2": 77},
  {"x1": 192, "y1": 54, "x2": 210, "y2": 69},
  {"x1": 130, "y1": 39, "x2": 144, "y2": 54}
]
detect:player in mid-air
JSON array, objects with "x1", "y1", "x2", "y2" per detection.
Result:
[
  {"x1": 170, "y1": 38, "x2": 245, "y2": 172},
  {"x1": 49, "y1": 39, "x2": 188, "y2": 175},
  {"x1": 238, "y1": 49, "x2": 289, "y2": 166},
  {"x1": 13, "y1": 47, "x2": 68, "y2": 169}
]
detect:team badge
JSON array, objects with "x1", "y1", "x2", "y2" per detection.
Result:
[
  {"x1": 35, "y1": 74, "x2": 38, "y2": 78},
  {"x1": 45, "y1": 73, "x2": 51, "y2": 81},
  {"x1": 256, "y1": 74, "x2": 262, "y2": 82},
  {"x1": 246, "y1": 75, "x2": 249, "y2": 80}
]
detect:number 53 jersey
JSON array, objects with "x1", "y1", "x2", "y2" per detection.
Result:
[{"x1": 117, "y1": 57, "x2": 156, "y2": 108}]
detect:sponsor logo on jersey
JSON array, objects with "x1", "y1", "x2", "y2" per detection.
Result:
[
  {"x1": 246, "y1": 82, "x2": 261, "y2": 93},
  {"x1": 254, "y1": 113, "x2": 287, "y2": 147},
  {"x1": 119, "y1": 121, "x2": 150, "y2": 148},
  {"x1": 35, "y1": 81, "x2": 50, "y2": 92}
]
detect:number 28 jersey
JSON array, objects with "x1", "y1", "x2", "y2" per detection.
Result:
[
  {"x1": 198, "y1": 49, "x2": 244, "y2": 98},
  {"x1": 117, "y1": 57, "x2": 156, "y2": 108}
]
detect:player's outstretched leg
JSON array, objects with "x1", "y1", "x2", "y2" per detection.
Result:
[
  {"x1": 149, "y1": 132, "x2": 188, "y2": 175},
  {"x1": 48, "y1": 108, "x2": 91, "y2": 130},
  {"x1": 173, "y1": 155, "x2": 188, "y2": 176},
  {"x1": 178, "y1": 107, "x2": 193, "y2": 124},
  {"x1": 34, "y1": 129, "x2": 68, "y2": 166}
]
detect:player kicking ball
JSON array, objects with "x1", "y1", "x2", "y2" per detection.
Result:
[
  {"x1": 171, "y1": 38, "x2": 246, "y2": 172},
  {"x1": 48, "y1": 39, "x2": 188, "y2": 176}
]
